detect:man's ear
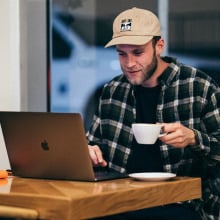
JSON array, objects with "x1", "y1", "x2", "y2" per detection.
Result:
[{"x1": 156, "y1": 38, "x2": 165, "y2": 55}]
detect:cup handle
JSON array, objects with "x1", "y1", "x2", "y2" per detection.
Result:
[
  {"x1": 158, "y1": 127, "x2": 167, "y2": 137},
  {"x1": 158, "y1": 133, "x2": 167, "y2": 137}
]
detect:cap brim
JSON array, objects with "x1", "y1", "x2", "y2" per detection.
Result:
[{"x1": 105, "y1": 35, "x2": 154, "y2": 48}]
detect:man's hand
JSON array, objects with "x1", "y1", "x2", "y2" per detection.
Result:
[
  {"x1": 88, "y1": 145, "x2": 108, "y2": 167},
  {"x1": 159, "y1": 123, "x2": 197, "y2": 148}
]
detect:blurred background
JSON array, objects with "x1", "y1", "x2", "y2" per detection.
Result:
[{"x1": 50, "y1": 0, "x2": 220, "y2": 130}]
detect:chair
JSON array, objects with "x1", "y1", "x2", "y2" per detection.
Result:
[{"x1": 0, "y1": 205, "x2": 38, "y2": 220}]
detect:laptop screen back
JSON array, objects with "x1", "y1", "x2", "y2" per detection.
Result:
[{"x1": 0, "y1": 112, "x2": 96, "y2": 181}]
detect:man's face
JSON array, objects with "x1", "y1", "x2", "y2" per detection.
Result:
[{"x1": 116, "y1": 41, "x2": 158, "y2": 86}]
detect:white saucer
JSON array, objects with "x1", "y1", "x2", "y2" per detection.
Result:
[{"x1": 129, "y1": 172, "x2": 176, "y2": 181}]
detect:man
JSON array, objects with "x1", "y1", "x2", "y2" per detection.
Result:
[{"x1": 87, "y1": 7, "x2": 220, "y2": 219}]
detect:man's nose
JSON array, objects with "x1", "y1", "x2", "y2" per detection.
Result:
[{"x1": 125, "y1": 55, "x2": 136, "y2": 67}]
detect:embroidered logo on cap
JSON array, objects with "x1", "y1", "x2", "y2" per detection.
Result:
[{"x1": 120, "y1": 19, "x2": 132, "y2": 32}]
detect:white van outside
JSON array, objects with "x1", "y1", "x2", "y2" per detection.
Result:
[{"x1": 51, "y1": 10, "x2": 120, "y2": 119}]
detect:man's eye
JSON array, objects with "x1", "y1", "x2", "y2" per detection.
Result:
[
  {"x1": 134, "y1": 51, "x2": 143, "y2": 55},
  {"x1": 118, "y1": 52, "x2": 126, "y2": 56}
]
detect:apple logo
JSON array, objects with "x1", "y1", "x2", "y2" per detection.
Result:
[{"x1": 41, "y1": 140, "x2": 49, "y2": 151}]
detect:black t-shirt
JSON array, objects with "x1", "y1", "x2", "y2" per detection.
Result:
[{"x1": 126, "y1": 85, "x2": 163, "y2": 173}]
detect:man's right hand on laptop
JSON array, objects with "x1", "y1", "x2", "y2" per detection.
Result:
[{"x1": 88, "y1": 145, "x2": 107, "y2": 167}]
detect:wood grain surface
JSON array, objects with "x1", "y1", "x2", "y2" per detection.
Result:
[{"x1": 0, "y1": 176, "x2": 201, "y2": 219}]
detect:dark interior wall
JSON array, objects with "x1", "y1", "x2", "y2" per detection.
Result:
[
  {"x1": 169, "y1": 0, "x2": 220, "y2": 55},
  {"x1": 169, "y1": 0, "x2": 220, "y2": 13}
]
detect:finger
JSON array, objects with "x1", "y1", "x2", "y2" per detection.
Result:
[
  {"x1": 89, "y1": 148, "x2": 99, "y2": 165},
  {"x1": 88, "y1": 146, "x2": 108, "y2": 167},
  {"x1": 93, "y1": 148, "x2": 108, "y2": 167},
  {"x1": 162, "y1": 123, "x2": 181, "y2": 134},
  {"x1": 98, "y1": 159, "x2": 108, "y2": 167},
  {"x1": 160, "y1": 133, "x2": 186, "y2": 148},
  {"x1": 94, "y1": 149, "x2": 104, "y2": 163}
]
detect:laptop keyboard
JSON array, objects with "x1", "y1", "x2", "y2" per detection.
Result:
[{"x1": 94, "y1": 170, "x2": 127, "y2": 181}]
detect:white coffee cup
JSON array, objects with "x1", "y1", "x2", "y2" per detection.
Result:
[{"x1": 132, "y1": 123, "x2": 164, "y2": 145}]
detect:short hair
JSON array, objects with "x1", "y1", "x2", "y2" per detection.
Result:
[{"x1": 152, "y1": 36, "x2": 161, "y2": 46}]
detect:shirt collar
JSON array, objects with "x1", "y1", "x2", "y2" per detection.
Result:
[{"x1": 158, "y1": 56, "x2": 180, "y2": 87}]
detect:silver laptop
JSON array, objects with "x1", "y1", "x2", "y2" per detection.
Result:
[{"x1": 0, "y1": 111, "x2": 126, "y2": 181}]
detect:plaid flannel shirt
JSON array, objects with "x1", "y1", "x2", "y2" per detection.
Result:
[{"x1": 87, "y1": 57, "x2": 220, "y2": 219}]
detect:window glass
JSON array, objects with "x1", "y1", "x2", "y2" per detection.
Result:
[
  {"x1": 50, "y1": 0, "x2": 156, "y2": 129},
  {"x1": 50, "y1": 1, "x2": 220, "y2": 131}
]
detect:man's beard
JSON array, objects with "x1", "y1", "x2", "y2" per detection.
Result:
[
  {"x1": 143, "y1": 53, "x2": 157, "y2": 82},
  {"x1": 122, "y1": 51, "x2": 158, "y2": 86}
]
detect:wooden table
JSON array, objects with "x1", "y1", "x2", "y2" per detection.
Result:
[{"x1": 0, "y1": 176, "x2": 201, "y2": 219}]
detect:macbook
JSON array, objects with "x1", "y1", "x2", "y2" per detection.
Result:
[{"x1": 0, "y1": 111, "x2": 127, "y2": 181}]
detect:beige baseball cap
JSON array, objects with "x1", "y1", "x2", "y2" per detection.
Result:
[{"x1": 105, "y1": 7, "x2": 161, "y2": 48}]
